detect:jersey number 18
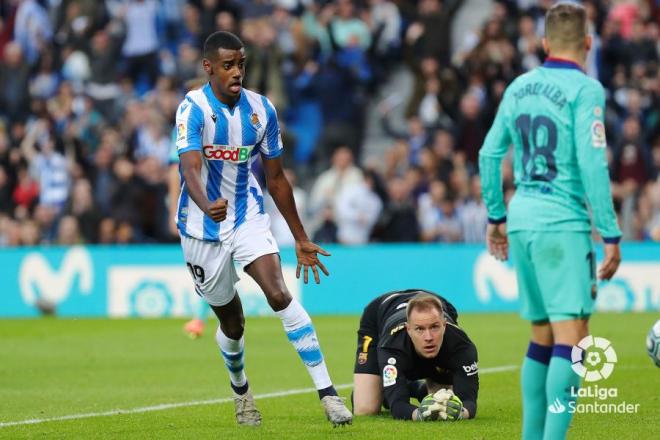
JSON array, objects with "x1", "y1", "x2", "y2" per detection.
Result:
[{"x1": 515, "y1": 114, "x2": 558, "y2": 182}]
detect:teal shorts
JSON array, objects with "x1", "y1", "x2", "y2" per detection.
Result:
[{"x1": 509, "y1": 231, "x2": 596, "y2": 322}]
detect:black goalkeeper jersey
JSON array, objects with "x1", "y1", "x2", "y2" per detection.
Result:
[{"x1": 371, "y1": 290, "x2": 479, "y2": 419}]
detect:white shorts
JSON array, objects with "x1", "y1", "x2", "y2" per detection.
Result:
[{"x1": 180, "y1": 215, "x2": 280, "y2": 307}]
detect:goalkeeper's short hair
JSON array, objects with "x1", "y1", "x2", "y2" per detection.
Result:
[{"x1": 406, "y1": 294, "x2": 445, "y2": 321}]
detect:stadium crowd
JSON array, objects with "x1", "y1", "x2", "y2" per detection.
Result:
[{"x1": 0, "y1": 0, "x2": 658, "y2": 247}]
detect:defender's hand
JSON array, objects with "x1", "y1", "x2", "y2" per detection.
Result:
[
  {"x1": 206, "y1": 198, "x2": 227, "y2": 222},
  {"x1": 599, "y1": 243, "x2": 621, "y2": 281},
  {"x1": 487, "y1": 223, "x2": 508, "y2": 261},
  {"x1": 295, "y1": 240, "x2": 330, "y2": 284}
]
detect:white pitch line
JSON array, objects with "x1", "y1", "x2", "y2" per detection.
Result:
[{"x1": 0, "y1": 365, "x2": 517, "y2": 428}]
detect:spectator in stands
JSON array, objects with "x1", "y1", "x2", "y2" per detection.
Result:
[
  {"x1": 335, "y1": 169, "x2": 383, "y2": 245},
  {"x1": 309, "y1": 146, "x2": 362, "y2": 235},
  {"x1": 0, "y1": 0, "x2": 657, "y2": 246},
  {"x1": 0, "y1": 42, "x2": 31, "y2": 124},
  {"x1": 372, "y1": 176, "x2": 419, "y2": 242}
]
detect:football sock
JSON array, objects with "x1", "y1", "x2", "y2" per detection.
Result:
[
  {"x1": 216, "y1": 326, "x2": 249, "y2": 395},
  {"x1": 544, "y1": 344, "x2": 580, "y2": 440},
  {"x1": 276, "y1": 299, "x2": 334, "y2": 397},
  {"x1": 521, "y1": 342, "x2": 552, "y2": 440}
]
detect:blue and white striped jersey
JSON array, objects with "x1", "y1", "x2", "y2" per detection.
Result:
[{"x1": 174, "y1": 83, "x2": 283, "y2": 241}]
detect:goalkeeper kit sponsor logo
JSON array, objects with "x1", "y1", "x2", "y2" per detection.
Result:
[
  {"x1": 203, "y1": 144, "x2": 254, "y2": 162},
  {"x1": 462, "y1": 362, "x2": 478, "y2": 376},
  {"x1": 546, "y1": 336, "x2": 640, "y2": 415}
]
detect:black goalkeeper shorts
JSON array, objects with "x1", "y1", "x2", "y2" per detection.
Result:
[{"x1": 353, "y1": 296, "x2": 380, "y2": 375}]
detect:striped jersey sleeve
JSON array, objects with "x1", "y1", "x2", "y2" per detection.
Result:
[
  {"x1": 175, "y1": 97, "x2": 205, "y2": 155},
  {"x1": 258, "y1": 96, "x2": 283, "y2": 159}
]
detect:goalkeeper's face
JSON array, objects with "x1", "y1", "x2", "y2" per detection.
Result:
[{"x1": 406, "y1": 308, "x2": 447, "y2": 359}]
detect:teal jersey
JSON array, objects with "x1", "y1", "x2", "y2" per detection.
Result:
[{"x1": 479, "y1": 58, "x2": 621, "y2": 242}]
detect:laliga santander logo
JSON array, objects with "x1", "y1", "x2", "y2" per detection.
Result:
[
  {"x1": 203, "y1": 144, "x2": 254, "y2": 162},
  {"x1": 571, "y1": 336, "x2": 618, "y2": 382}
]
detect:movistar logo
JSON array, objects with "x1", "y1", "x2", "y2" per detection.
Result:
[{"x1": 19, "y1": 247, "x2": 94, "y2": 307}]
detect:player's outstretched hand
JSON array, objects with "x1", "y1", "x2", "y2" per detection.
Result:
[
  {"x1": 487, "y1": 223, "x2": 508, "y2": 261},
  {"x1": 206, "y1": 198, "x2": 227, "y2": 222},
  {"x1": 599, "y1": 243, "x2": 621, "y2": 281},
  {"x1": 295, "y1": 240, "x2": 330, "y2": 284}
]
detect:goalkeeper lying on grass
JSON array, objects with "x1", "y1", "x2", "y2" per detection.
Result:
[{"x1": 352, "y1": 290, "x2": 478, "y2": 421}]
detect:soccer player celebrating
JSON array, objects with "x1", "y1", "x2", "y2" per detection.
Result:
[
  {"x1": 174, "y1": 31, "x2": 352, "y2": 427},
  {"x1": 479, "y1": 3, "x2": 622, "y2": 439},
  {"x1": 352, "y1": 289, "x2": 478, "y2": 421}
]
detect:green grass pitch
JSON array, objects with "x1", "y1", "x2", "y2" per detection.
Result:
[{"x1": 1, "y1": 313, "x2": 658, "y2": 439}]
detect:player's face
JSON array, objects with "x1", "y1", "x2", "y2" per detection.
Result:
[
  {"x1": 406, "y1": 308, "x2": 447, "y2": 359},
  {"x1": 203, "y1": 48, "x2": 246, "y2": 104}
]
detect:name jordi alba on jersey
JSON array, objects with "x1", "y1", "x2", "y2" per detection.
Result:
[{"x1": 174, "y1": 84, "x2": 283, "y2": 241}]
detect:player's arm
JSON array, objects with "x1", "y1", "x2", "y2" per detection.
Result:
[
  {"x1": 378, "y1": 351, "x2": 420, "y2": 420},
  {"x1": 262, "y1": 156, "x2": 330, "y2": 284},
  {"x1": 176, "y1": 100, "x2": 226, "y2": 222},
  {"x1": 479, "y1": 89, "x2": 513, "y2": 260},
  {"x1": 574, "y1": 83, "x2": 622, "y2": 279},
  {"x1": 260, "y1": 98, "x2": 329, "y2": 284},
  {"x1": 479, "y1": 90, "x2": 512, "y2": 223},
  {"x1": 450, "y1": 343, "x2": 479, "y2": 419},
  {"x1": 167, "y1": 161, "x2": 180, "y2": 235}
]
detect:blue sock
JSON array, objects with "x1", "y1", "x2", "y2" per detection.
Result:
[
  {"x1": 544, "y1": 344, "x2": 580, "y2": 440},
  {"x1": 522, "y1": 342, "x2": 552, "y2": 440}
]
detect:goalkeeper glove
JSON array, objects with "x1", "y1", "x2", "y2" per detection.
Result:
[
  {"x1": 439, "y1": 394, "x2": 464, "y2": 421},
  {"x1": 415, "y1": 394, "x2": 442, "y2": 421}
]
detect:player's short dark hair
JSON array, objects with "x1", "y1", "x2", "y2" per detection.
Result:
[
  {"x1": 544, "y1": 2, "x2": 587, "y2": 52},
  {"x1": 406, "y1": 294, "x2": 445, "y2": 321},
  {"x1": 203, "y1": 31, "x2": 244, "y2": 60}
]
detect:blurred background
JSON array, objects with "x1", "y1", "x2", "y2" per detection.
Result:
[{"x1": 0, "y1": 0, "x2": 657, "y2": 248}]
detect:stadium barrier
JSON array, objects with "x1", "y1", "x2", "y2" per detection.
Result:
[{"x1": 2, "y1": 243, "x2": 659, "y2": 317}]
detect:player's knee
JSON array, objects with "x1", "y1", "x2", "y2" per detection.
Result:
[
  {"x1": 266, "y1": 290, "x2": 292, "y2": 312},
  {"x1": 353, "y1": 401, "x2": 381, "y2": 416}
]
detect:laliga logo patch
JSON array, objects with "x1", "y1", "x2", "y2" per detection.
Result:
[
  {"x1": 177, "y1": 123, "x2": 186, "y2": 141},
  {"x1": 571, "y1": 335, "x2": 617, "y2": 382},
  {"x1": 591, "y1": 120, "x2": 606, "y2": 148},
  {"x1": 383, "y1": 365, "x2": 397, "y2": 387}
]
